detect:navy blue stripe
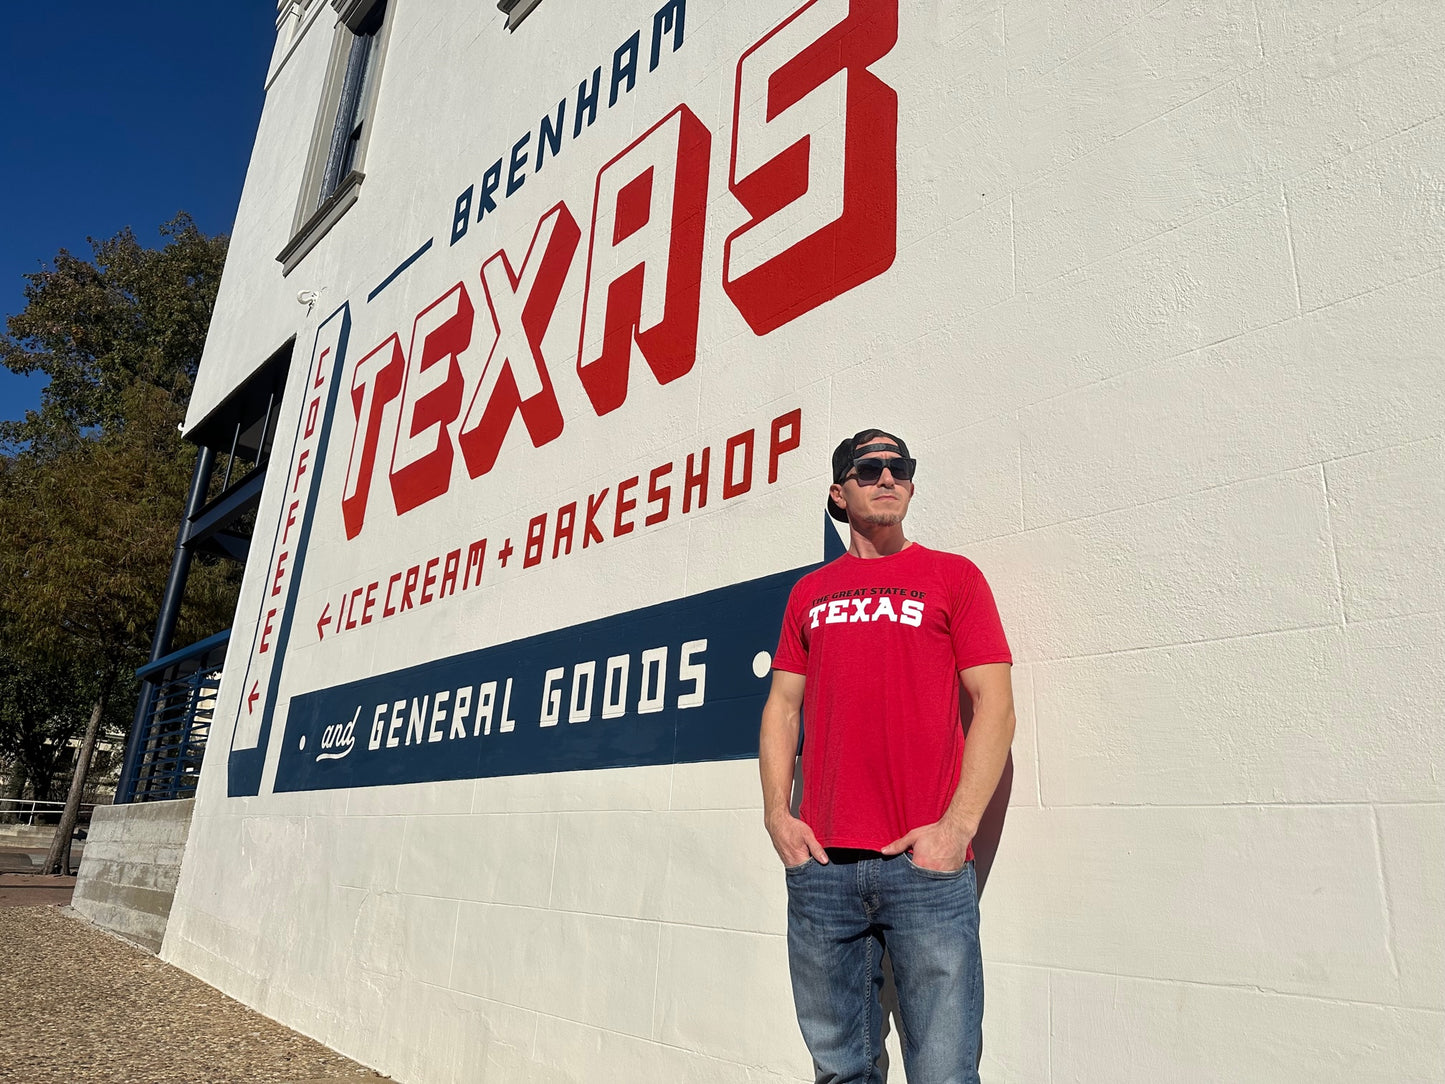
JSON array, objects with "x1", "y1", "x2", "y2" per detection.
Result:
[
  {"x1": 273, "y1": 520, "x2": 844, "y2": 793},
  {"x1": 368, "y1": 238, "x2": 434, "y2": 302},
  {"x1": 228, "y1": 304, "x2": 352, "y2": 797}
]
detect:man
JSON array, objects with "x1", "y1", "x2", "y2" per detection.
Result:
[{"x1": 760, "y1": 428, "x2": 1015, "y2": 1084}]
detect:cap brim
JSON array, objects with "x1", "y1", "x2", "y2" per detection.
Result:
[{"x1": 826, "y1": 496, "x2": 848, "y2": 523}]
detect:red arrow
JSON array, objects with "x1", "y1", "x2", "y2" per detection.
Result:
[
  {"x1": 317, "y1": 601, "x2": 332, "y2": 641},
  {"x1": 247, "y1": 681, "x2": 259, "y2": 715}
]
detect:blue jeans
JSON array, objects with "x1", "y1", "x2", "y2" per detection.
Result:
[{"x1": 785, "y1": 853, "x2": 983, "y2": 1084}]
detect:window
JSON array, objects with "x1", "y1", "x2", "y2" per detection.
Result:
[
  {"x1": 498, "y1": 0, "x2": 543, "y2": 31},
  {"x1": 278, "y1": 0, "x2": 393, "y2": 274},
  {"x1": 317, "y1": 1, "x2": 385, "y2": 202}
]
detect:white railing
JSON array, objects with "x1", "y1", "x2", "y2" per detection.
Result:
[{"x1": 0, "y1": 797, "x2": 97, "y2": 827}]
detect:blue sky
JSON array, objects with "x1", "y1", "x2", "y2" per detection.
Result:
[{"x1": 0, "y1": 4, "x2": 276, "y2": 424}]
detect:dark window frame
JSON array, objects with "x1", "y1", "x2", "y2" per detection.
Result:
[{"x1": 185, "y1": 339, "x2": 294, "y2": 561}]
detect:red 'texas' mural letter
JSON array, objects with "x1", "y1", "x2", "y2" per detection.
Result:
[
  {"x1": 723, "y1": 0, "x2": 898, "y2": 334},
  {"x1": 457, "y1": 202, "x2": 580, "y2": 478},
  {"x1": 389, "y1": 284, "x2": 474, "y2": 515},
  {"x1": 577, "y1": 105, "x2": 711, "y2": 417},
  {"x1": 341, "y1": 335, "x2": 405, "y2": 540}
]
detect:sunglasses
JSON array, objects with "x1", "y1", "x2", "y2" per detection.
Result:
[{"x1": 846, "y1": 457, "x2": 917, "y2": 484}]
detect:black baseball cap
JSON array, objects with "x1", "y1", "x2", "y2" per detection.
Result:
[{"x1": 827, "y1": 428, "x2": 913, "y2": 522}]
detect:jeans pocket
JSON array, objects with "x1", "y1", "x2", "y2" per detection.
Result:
[
  {"x1": 903, "y1": 853, "x2": 968, "y2": 879},
  {"x1": 784, "y1": 857, "x2": 814, "y2": 874}
]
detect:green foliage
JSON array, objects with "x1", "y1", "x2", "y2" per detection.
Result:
[
  {"x1": 1, "y1": 213, "x2": 226, "y2": 456},
  {"x1": 0, "y1": 645, "x2": 123, "y2": 804},
  {"x1": 0, "y1": 215, "x2": 240, "y2": 801}
]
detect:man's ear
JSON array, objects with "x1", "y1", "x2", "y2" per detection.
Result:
[{"x1": 829, "y1": 482, "x2": 846, "y2": 511}]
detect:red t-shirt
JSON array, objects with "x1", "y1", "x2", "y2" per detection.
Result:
[{"x1": 772, "y1": 543, "x2": 1012, "y2": 851}]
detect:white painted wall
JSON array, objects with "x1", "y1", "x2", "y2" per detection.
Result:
[{"x1": 166, "y1": 1, "x2": 1445, "y2": 1081}]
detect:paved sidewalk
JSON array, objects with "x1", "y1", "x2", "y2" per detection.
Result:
[
  {"x1": 0, "y1": 842, "x2": 80, "y2": 908},
  {"x1": 0, "y1": 906, "x2": 390, "y2": 1084},
  {"x1": 0, "y1": 873, "x2": 76, "y2": 908}
]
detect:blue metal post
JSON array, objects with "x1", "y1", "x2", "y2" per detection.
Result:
[
  {"x1": 116, "y1": 445, "x2": 215, "y2": 803},
  {"x1": 168, "y1": 671, "x2": 204, "y2": 798}
]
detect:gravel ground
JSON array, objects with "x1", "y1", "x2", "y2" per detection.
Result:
[{"x1": 0, "y1": 906, "x2": 389, "y2": 1084}]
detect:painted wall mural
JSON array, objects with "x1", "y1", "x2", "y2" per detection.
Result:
[{"x1": 227, "y1": 0, "x2": 898, "y2": 798}]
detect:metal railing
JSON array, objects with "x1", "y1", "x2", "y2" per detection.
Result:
[
  {"x1": 0, "y1": 797, "x2": 96, "y2": 827},
  {"x1": 116, "y1": 631, "x2": 230, "y2": 804}
]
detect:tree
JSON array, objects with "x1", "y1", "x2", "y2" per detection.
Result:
[
  {"x1": 1, "y1": 214, "x2": 226, "y2": 454},
  {"x1": 0, "y1": 215, "x2": 240, "y2": 873},
  {"x1": 0, "y1": 639, "x2": 102, "y2": 808}
]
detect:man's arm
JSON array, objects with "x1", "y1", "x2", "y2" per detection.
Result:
[
  {"x1": 881, "y1": 662, "x2": 1016, "y2": 871},
  {"x1": 759, "y1": 669, "x2": 829, "y2": 866}
]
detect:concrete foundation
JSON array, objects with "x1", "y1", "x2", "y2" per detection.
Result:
[{"x1": 72, "y1": 799, "x2": 193, "y2": 953}]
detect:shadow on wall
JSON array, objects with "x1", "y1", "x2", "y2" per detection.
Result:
[
  {"x1": 786, "y1": 702, "x2": 1016, "y2": 1075},
  {"x1": 972, "y1": 749, "x2": 1014, "y2": 898}
]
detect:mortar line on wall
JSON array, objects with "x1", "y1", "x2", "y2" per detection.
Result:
[
  {"x1": 879, "y1": 201, "x2": 1014, "y2": 313},
  {"x1": 1323, "y1": 604, "x2": 1445, "y2": 631},
  {"x1": 1017, "y1": 91, "x2": 1436, "y2": 302},
  {"x1": 1029, "y1": 665, "x2": 1043, "y2": 807},
  {"x1": 1031, "y1": 799, "x2": 1397, "y2": 810},
  {"x1": 1003, "y1": 456, "x2": 1326, "y2": 539},
  {"x1": 1008, "y1": 193, "x2": 1017, "y2": 297},
  {"x1": 680, "y1": 402, "x2": 696, "y2": 597},
  {"x1": 1281, "y1": 0, "x2": 1397, "y2": 60},
  {"x1": 1314, "y1": 432, "x2": 1444, "y2": 469},
  {"x1": 1029, "y1": 615, "x2": 1349, "y2": 663},
  {"x1": 1013, "y1": 179, "x2": 1281, "y2": 295},
  {"x1": 1015, "y1": 406, "x2": 1026, "y2": 530},
  {"x1": 1300, "y1": 255, "x2": 1445, "y2": 317},
  {"x1": 391, "y1": 817, "x2": 408, "y2": 893},
  {"x1": 691, "y1": 380, "x2": 705, "y2": 456},
  {"x1": 1041, "y1": 416, "x2": 1445, "y2": 524},
  {"x1": 408, "y1": 891, "x2": 790, "y2": 937},
  {"x1": 839, "y1": 216, "x2": 1298, "y2": 395},
  {"x1": 419, "y1": 976, "x2": 823, "y2": 1069},
  {"x1": 1019, "y1": 0, "x2": 1176, "y2": 86},
  {"x1": 1281, "y1": 184, "x2": 1305, "y2": 315},
  {"x1": 544, "y1": 813, "x2": 561, "y2": 908},
  {"x1": 648, "y1": 921, "x2": 665, "y2": 1042},
  {"x1": 1015, "y1": 308, "x2": 1300, "y2": 416},
  {"x1": 1005, "y1": 434, "x2": 1445, "y2": 547},
  {"x1": 1010, "y1": 0, "x2": 1397, "y2": 217},
  {"x1": 1319, "y1": 463, "x2": 1349, "y2": 626},
  {"x1": 1012, "y1": 57, "x2": 1273, "y2": 215},
  {"x1": 941, "y1": 1, "x2": 1002, "y2": 42},
  {"x1": 1370, "y1": 804, "x2": 1403, "y2": 981},
  {"x1": 450, "y1": 802, "x2": 763, "y2": 818},
  {"x1": 1046, "y1": 971, "x2": 1053, "y2": 1082},
  {"x1": 1000, "y1": 961, "x2": 1445, "y2": 1013},
  {"x1": 444, "y1": 902, "x2": 461, "y2": 989},
  {"x1": 1367, "y1": 800, "x2": 1445, "y2": 807},
  {"x1": 1000, "y1": 0, "x2": 1008, "y2": 100}
]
